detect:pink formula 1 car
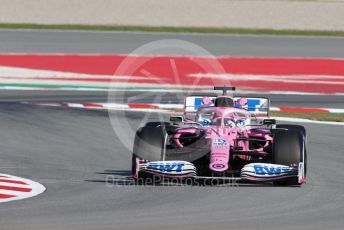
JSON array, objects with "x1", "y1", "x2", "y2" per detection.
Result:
[{"x1": 132, "y1": 87, "x2": 307, "y2": 186}]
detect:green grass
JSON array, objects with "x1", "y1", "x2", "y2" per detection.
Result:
[
  {"x1": 1, "y1": 23, "x2": 344, "y2": 37},
  {"x1": 271, "y1": 111, "x2": 344, "y2": 122}
]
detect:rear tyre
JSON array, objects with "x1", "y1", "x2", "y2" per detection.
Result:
[
  {"x1": 273, "y1": 130, "x2": 306, "y2": 186},
  {"x1": 276, "y1": 124, "x2": 306, "y2": 137},
  {"x1": 144, "y1": 122, "x2": 170, "y2": 127}
]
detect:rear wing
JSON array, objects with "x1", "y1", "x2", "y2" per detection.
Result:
[
  {"x1": 234, "y1": 97, "x2": 269, "y2": 116},
  {"x1": 185, "y1": 96, "x2": 216, "y2": 112},
  {"x1": 184, "y1": 96, "x2": 270, "y2": 116}
]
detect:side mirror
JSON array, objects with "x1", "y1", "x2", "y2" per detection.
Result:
[
  {"x1": 263, "y1": 119, "x2": 276, "y2": 125},
  {"x1": 170, "y1": 116, "x2": 184, "y2": 123}
]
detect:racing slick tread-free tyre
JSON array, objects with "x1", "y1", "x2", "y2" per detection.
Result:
[
  {"x1": 133, "y1": 126, "x2": 167, "y2": 162},
  {"x1": 275, "y1": 124, "x2": 307, "y2": 177},
  {"x1": 132, "y1": 126, "x2": 168, "y2": 184},
  {"x1": 276, "y1": 124, "x2": 306, "y2": 137},
  {"x1": 144, "y1": 122, "x2": 170, "y2": 127},
  {"x1": 272, "y1": 130, "x2": 306, "y2": 186}
]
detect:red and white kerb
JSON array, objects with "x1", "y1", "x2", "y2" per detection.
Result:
[{"x1": 0, "y1": 174, "x2": 45, "y2": 203}]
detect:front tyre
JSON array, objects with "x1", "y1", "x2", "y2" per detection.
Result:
[
  {"x1": 133, "y1": 126, "x2": 167, "y2": 161},
  {"x1": 273, "y1": 130, "x2": 307, "y2": 186}
]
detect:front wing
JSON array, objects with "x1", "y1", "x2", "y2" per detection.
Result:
[{"x1": 137, "y1": 161, "x2": 305, "y2": 184}]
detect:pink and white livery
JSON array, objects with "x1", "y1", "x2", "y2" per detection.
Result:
[{"x1": 132, "y1": 86, "x2": 307, "y2": 186}]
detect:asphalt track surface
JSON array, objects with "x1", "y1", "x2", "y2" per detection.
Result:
[
  {"x1": 0, "y1": 30, "x2": 344, "y2": 229},
  {"x1": 0, "y1": 102, "x2": 344, "y2": 230},
  {"x1": 2, "y1": 29, "x2": 344, "y2": 58}
]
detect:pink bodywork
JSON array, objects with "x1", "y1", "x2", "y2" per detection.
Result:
[{"x1": 173, "y1": 105, "x2": 272, "y2": 173}]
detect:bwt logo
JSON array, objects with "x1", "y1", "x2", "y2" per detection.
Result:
[
  {"x1": 254, "y1": 165, "x2": 292, "y2": 175},
  {"x1": 147, "y1": 163, "x2": 185, "y2": 172}
]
